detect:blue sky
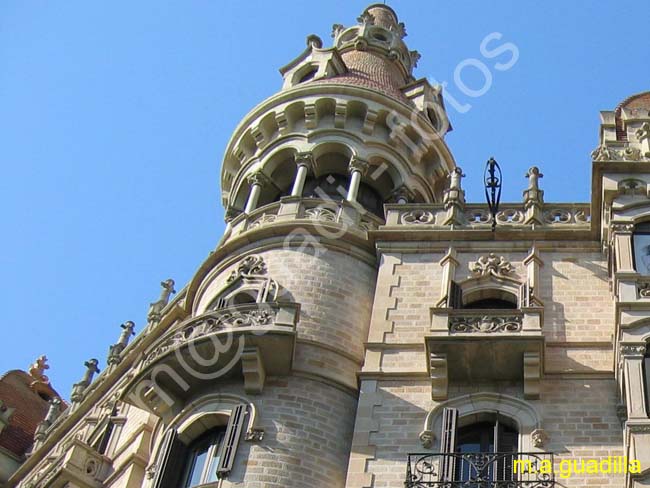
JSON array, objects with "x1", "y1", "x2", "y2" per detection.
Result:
[{"x1": 1, "y1": 1, "x2": 648, "y2": 397}]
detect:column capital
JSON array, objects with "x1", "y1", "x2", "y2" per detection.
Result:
[
  {"x1": 246, "y1": 171, "x2": 271, "y2": 188},
  {"x1": 621, "y1": 343, "x2": 646, "y2": 358},
  {"x1": 610, "y1": 222, "x2": 635, "y2": 235},
  {"x1": 294, "y1": 152, "x2": 314, "y2": 170},
  {"x1": 348, "y1": 156, "x2": 369, "y2": 176}
]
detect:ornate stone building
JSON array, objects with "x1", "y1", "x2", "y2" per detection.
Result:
[{"x1": 6, "y1": 4, "x2": 650, "y2": 488}]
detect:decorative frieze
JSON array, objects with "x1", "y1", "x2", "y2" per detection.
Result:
[{"x1": 449, "y1": 314, "x2": 522, "y2": 334}]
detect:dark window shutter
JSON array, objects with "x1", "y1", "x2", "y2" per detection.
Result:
[
  {"x1": 449, "y1": 281, "x2": 463, "y2": 309},
  {"x1": 152, "y1": 429, "x2": 187, "y2": 488},
  {"x1": 216, "y1": 404, "x2": 247, "y2": 478},
  {"x1": 439, "y1": 407, "x2": 459, "y2": 482}
]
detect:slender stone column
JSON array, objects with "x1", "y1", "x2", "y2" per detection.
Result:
[
  {"x1": 291, "y1": 152, "x2": 313, "y2": 197},
  {"x1": 244, "y1": 172, "x2": 268, "y2": 213},
  {"x1": 346, "y1": 157, "x2": 369, "y2": 202}
]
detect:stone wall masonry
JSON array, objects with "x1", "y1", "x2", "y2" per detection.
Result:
[{"x1": 354, "y1": 378, "x2": 623, "y2": 488}]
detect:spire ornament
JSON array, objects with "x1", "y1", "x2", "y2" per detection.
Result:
[
  {"x1": 70, "y1": 359, "x2": 100, "y2": 404},
  {"x1": 107, "y1": 321, "x2": 136, "y2": 366},
  {"x1": 147, "y1": 279, "x2": 176, "y2": 322}
]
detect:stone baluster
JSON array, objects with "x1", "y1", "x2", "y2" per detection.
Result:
[
  {"x1": 523, "y1": 166, "x2": 544, "y2": 226},
  {"x1": 291, "y1": 152, "x2": 313, "y2": 197},
  {"x1": 70, "y1": 359, "x2": 100, "y2": 404},
  {"x1": 107, "y1": 321, "x2": 136, "y2": 366}
]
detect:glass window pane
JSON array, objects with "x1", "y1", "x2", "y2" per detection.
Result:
[
  {"x1": 634, "y1": 234, "x2": 650, "y2": 274},
  {"x1": 186, "y1": 448, "x2": 208, "y2": 488},
  {"x1": 205, "y1": 433, "x2": 225, "y2": 483}
]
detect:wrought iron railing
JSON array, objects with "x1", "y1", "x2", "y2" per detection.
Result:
[{"x1": 405, "y1": 452, "x2": 555, "y2": 487}]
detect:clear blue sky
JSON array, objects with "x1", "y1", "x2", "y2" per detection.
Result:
[{"x1": 1, "y1": 1, "x2": 648, "y2": 397}]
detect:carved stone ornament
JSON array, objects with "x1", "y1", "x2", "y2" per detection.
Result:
[
  {"x1": 148, "y1": 279, "x2": 176, "y2": 322},
  {"x1": 449, "y1": 315, "x2": 522, "y2": 334},
  {"x1": 331, "y1": 23, "x2": 345, "y2": 39},
  {"x1": 392, "y1": 21, "x2": 407, "y2": 39},
  {"x1": 623, "y1": 145, "x2": 642, "y2": 161},
  {"x1": 245, "y1": 427, "x2": 265, "y2": 442},
  {"x1": 636, "y1": 122, "x2": 650, "y2": 142},
  {"x1": 402, "y1": 209, "x2": 435, "y2": 225},
  {"x1": 620, "y1": 344, "x2": 646, "y2": 357},
  {"x1": 144, "y1": 308, "x2": 277, "y2": 366},
  {"x1": 228, "y1": 255, "x2": 267, "y2": 282},
  {"x1": 28, "y1": 355, "x2": 50, "y2": 385},
  {"x1": 639, "y1": 283, "x2": 650, "y2": 298},
  {"x1": 419, "y1": 430, "x2": 434, "y2": 448},
  {"x1": 469, "y1": 253, "x2": 514, "y2": 278},
  {"x1": 409, "y1": 50, "x2": 421, "y2": 68},
  {"x1": 610, "y1": 223, "x2": 635, "y2": 234},
  {"x1": 304, "y1": 207, "x2": 337, "y2": 222},
  {"x1": 531, "y1": 428, "x2": 549, "y2": 448},
  {"x1": 246, "y1": 171, "x2": 270, "y2": 188},
  {"x1": 356, "y1": 11, "x2": 375, "y2": 26},
  {"x1": 591, "y1": 144, "x2": 614, "y2": 161},
  {"x1": 348, "y1": 157, "x2": 370, "y2": 175}
]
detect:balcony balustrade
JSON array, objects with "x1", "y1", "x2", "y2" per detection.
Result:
[{"x1": 405, "y1": 452, "x2": 555, "y2": 488}]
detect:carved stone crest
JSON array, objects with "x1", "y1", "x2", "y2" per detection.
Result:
[
  {"x1": 228, "y1": 255, "x2": 267, "y2": 282},
  {"x1": 469, "y1": 253, "x2": 514, "y2": 278}
]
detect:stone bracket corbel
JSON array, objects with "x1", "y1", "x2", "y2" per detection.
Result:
[
  {"x1": 523, "y1": 352, "x2": 541, "y2": 399},
  {"x1": 242, "y1": 347, "x2": 266, "y2": 395},
  {"x1": 429, "y1": 352, "x2": 448, "y2": 400}
]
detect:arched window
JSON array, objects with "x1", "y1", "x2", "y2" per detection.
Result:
[
  {"x1": 182, "y1": 428, "x2": 226, "y2": 487},
  {"x1": 151, "y1": 405, "x2": 248, "y2": 488},
  {"x1": 439, "y1": 408, "x2": 519, "y2": 485}
]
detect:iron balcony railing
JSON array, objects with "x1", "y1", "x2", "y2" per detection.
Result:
[{"x1": 405, "y1": 452, "x2": 555, "y2": 487}]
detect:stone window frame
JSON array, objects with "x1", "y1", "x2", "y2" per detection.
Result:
[
  {"x1": 148, "y1": 394, "x2": 264, "y2": 488},
  {"x1": 418, "y1": 392, "x2": 546, "y2": 453}
]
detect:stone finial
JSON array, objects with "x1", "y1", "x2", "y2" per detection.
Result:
[
  {"x1": 107, "y1": 321, "x2": 136, "y2": 366},
  {"x1": 33, "y1": 398, "x2": 62, "y2": 443},
  {"x1": 28, "y1": 355, "x2": 50, "y2": 385},
  {"x1": 523, "y1": 166, "x2": 544, "y2": 225},
  {"x1": 525, "y1": 166, "x2": 543, "y2": 192},
  {"x1": 356, "y1": 11, "x2": 375, "y2": 26},
  {"x1": 70, "y1": 359, "x2": 100, "y2": 404},
  {"x1": 43, "y1": 397, "x2": 62, "y2": 425},
  {"x1": 147, "y1": 279, "x2": 176, "y2": 322},
  {"x1": 331, "y1": 23, "x2": 345, "y2": 39},
  {"x1": 443, "y1": 167, "x2": 465, "y2": 225}
]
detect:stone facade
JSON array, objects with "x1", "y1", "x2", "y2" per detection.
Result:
[{"x1": 5, "y1": 4, "x2": 650, "y2": 488}]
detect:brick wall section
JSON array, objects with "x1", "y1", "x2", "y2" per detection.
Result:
[
  {"x1": 385, "y1": 253, "x2": 443, "y2": 343},
  {"x1": 174, "y1": 377, "x2": 357, "y2": 488},
  {"x1": 538, "y1": 252, "x2": 613, "y2": 342},
  {"x1": 360, "y1": 379, "x2": 623, "y2": 488},
  {"x1": 196, "y1": 246, "x2": 376, "y2": 363}
]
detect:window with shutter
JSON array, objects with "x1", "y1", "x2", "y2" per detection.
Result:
[
  {"x1": 439, "y1": 407, "x2": 458, "y2": 482},
  {"x1": 216, "y1": 403, "x2": 247, "y2": 478},
  {"x1": 152, "y1": 429, "x2": 187, "y2": 488}
]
